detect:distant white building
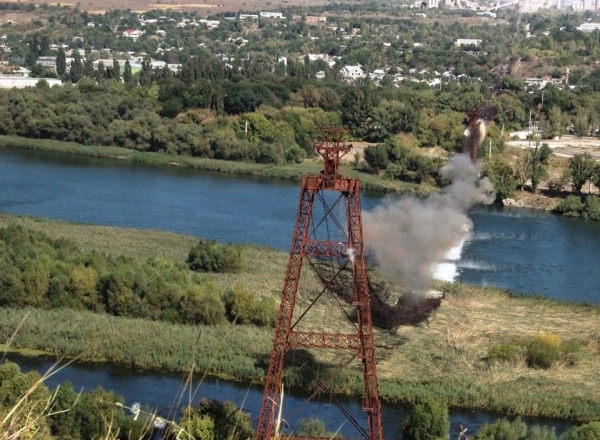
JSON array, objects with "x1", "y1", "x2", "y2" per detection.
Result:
[
  {"x1": 260, "y1": 11, "x2": 284, "y2": 18},
  {"x1": 455, "y1": 38, "x2": 482, "y2": 46},
  {"x1": 415, "y1": 0, "x2": 438, "y2": 8},
  {"x1": 36, "y1": 56, "x2": 56, "y2": 69},
  {"x1": 341, "y1": 65, "x2": 364, "y2": 79},
  {"x1": 198, "y1": 19, "x2": 220, "y2": 28},
  {"x1": 0, "y1": 77, "x2": 62, "y2": 88},
  {"x1": 122, "y1": 29, "x2": 143, "y2": 41},
  {"x1": 577, "y1": 23, "x2": 600, "y2": 32}
]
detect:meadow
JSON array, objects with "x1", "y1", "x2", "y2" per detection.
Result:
[{"x1": 0, "y1": 214, "x2": 598, "y2": 421}]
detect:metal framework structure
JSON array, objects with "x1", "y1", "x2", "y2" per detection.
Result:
[
  {"x1": 257, "y1": 127, "x2": 384, "y2": 440},
  {"x1": 463, "y1": 104, "x2": 497, "y2": 163}
]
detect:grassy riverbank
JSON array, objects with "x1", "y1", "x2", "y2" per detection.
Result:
[
  {"x1": 0, "y1": 135, "x2": 430, "y2": 195},
  {"x1": 0, "y1": 214, "x2": 598, "y2": 422}
]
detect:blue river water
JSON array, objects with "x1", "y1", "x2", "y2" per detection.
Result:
[
  {"x1": 1, "y1": 147, "x2": 599, "y2": 303},
  {"x1": 0, "y1": 146, "x2": 597, "y2": 437}
]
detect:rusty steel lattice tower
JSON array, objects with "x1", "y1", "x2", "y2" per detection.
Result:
[{"x1": 256, "y1": 128, "x2": 383, "y2": 440}]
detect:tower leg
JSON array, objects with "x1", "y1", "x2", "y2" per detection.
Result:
[
  {"x1": 257, "y1": 179, "x2": 314, "y2": 440},
  {"x1": 346, "y1": 183, "x2": 384, "y2": 440}
]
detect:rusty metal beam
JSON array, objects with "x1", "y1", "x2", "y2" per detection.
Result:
[{"x1": 289, "y1": 331, "x2": 360, "y2": 350}]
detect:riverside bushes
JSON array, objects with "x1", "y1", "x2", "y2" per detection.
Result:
[
  {"x1": 0, "y1": 225, "x2": 274, "y2": 327},
  {"x1": 187, "y1": 239, "x2": 245, "y2": 273},
  {"x1": 487, "y1": 332, "x2": 583, "y2": 369},
  {"x1": 401, "y1": 398, "x2": 450, "y2": 440},
  {"x1": 555, "y1": 195, "x2": 600, "y2": 219}
]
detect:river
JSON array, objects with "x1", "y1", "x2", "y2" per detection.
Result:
[
  {"x1": 8, "y1": 353, "x2": 574, "y2": 438},
  {"x1": 1, "y1": 147, "x2": 599, "y2": 302},
  {"x1": 0, "y1": 147, "x2": 597, "y2": 437}
]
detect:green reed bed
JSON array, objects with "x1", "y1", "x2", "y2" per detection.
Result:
[
  {"x1": 0, "y1": 308, "x2": 272, "y2": 383},
  {"x1": 0, "y1": 135, "x2": 425, "y2": 194}
]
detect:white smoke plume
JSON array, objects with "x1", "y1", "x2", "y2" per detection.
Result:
[{"x1": 363, "y1": 154, "x2": 495, "y2": 293}]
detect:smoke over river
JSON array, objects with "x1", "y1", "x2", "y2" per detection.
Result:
[{"x1": 363, "y1": 154, "x2": 495, "y2": 293}]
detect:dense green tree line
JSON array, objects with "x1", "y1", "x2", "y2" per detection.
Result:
[{"x1": 0, "y1": 226, "x2": 276, "y2": 327}]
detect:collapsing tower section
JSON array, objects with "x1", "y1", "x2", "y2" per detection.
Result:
[{"x1": 257, "y1": 128, "x2": 384, "y2": 440}]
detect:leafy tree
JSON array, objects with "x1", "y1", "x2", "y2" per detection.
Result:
[
  {"x1": 0, "y1": 362, "x2": 52, "y2": 438},
  {"x1": 284, "y1": 145, "x2": 307, "y2": 163},
  {"x1": 555, "y1": 195, "x2": 585, "y2": 217},
  {"x1": 482, "y1": 157, "x2": 516, "y2": 202},
  {"x1": 474, "y1": 417, "x2": 527, "y2": 440},
  {"x1": 179, "y1": 407, "x2": 215, "y2": 440},
  {"x1": 56, "y1": 48, "x2": 67, "y2": 76},
  {"x1": 180, "y1": 285, "x2": 226, "y2": 325},
  {"x1": 341, "y1": 86, "x2": 377, "y2": 138},
  {"x1": 187, "y1": 239, "x2": 245, "y2": 273},
  {"x1": 296, "y1": 418, "x2": 339, "y2": 437},
  {"x1": 529, "y1": 142, "x2": 553, "y2": 193},
  {"x1": 568, "y1": 153, "x2": 595, "y2": 194},
  {"x1": 560, "y1": 422, "x2": 600, "y2": 440},
  {"x1": 401, "y1": 399, "x2": 450, "y2": 440},
  {"x1": 70, "y1": 53, "x2": 83, "y2": 83},
  {"x1": 123, "y1": 60, "x2": 133, "y2": 84},
  {"x1": 113, "y1": 58, "x2": 121, "y2": 81},
  {"x1": 364, "y1": 142, "x2": 391, "y2": 172},
  {"x1": 591, "y1": 163, "x2": 600, "y2": 191},
  {"x1": 195, "y1": 399, "x2": 254, "y2": 440}
]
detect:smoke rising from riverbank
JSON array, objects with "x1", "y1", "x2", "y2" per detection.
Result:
[{"x1": 363, "y1": 154, "x2": 495, "y2": 293}]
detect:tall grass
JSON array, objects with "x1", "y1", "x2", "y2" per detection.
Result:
[
  {"x1": 0, "y1": 308, "x2": 272, "y2": 383},
  {"x1": 0, "y1": 135, "x2": 426, "y2": 194}
]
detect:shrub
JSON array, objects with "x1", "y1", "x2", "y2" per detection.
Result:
[
  {"x1": 296, "y1": 418, "x2": 336, "y2": 437},
  {"x1": 560, "y1": 422, "x2": 600, "y2": 440},
  {"x1": 284, "y1": 144, "x2": 307, "y2": 164},
  {"x1": 223, "y1": 284, "x2": 277, "y2": 327},
  {"x1": 560, "y1": 339, "x2": 584, "y2": 366},
  {"x1": 584, "y1": 195, "x2": 600, "y2": 220},
  {"x1": 401, "y1": 398, "x2": 450, "y2": 440},
  {"x1": 187, "y1": 239, "x2": 245, "y2": 273},
  {"x1": 474, "y1": 417, "x2": 527, "y2": 440},
  {"x1": 488, "y1": 341, "x2": 526, "y2": 364},
  {"x1": 555, "y1": 195, "x2": 584, "y2": 217},
  {"x1": 547, "y1": 178, "x2": 565, "y2": 194},
  {"x1": 527, "y1": 425, "x2": 556, "y2": 440},
  {"x1": 195, "y1": 399, "x2": 254, "y2": 440},
  {"x1": 526, "y1": 333, "x2": 561, "y2": 369}
]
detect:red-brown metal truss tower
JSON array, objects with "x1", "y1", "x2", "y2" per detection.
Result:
[{"x1": 256, "y1": 128, "x2": 384, "y2": 440}]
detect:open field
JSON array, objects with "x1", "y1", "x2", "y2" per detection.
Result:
[
  {"x1": 0, "y1": 214, "x2": 599, "y2": 420},
  {"x1": 0, "y1": 0, "x2": 332, "y2": 15},
  {"x1": 506, "y1": 135, "x2": 600, "y2": 160}
]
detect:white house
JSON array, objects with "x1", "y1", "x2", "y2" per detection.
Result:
[
  {"x1": 372, "y1": 69, "x2": 386, "y2": 80},
  {"x1": 341, "y1": 65, "x2": 364, "y2": 79},
  {"x1": 0, "y1": 77, "x2": 62, "y2": 88},
  {"x1": 577, "y1": 23, "x2": 600, "y2": 32},
  {"x1": 156, "y1": 29, "x2": 167, "y2": 37},
  {"x1": 259, "y1": 11, "x2": 284, "y2": 18},
  {"x1": 122, "y1": 29, "x2": 143, "y2": 41},
  {"x1": 455, "y1": 38, "x2": 482, "y2": 46}
]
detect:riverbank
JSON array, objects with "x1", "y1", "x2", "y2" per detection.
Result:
[
  {"x1": 0, "y1": 134, "x2": 578, "y2": 215},
  {"x1": 0, "y1": 135, "x2": 429, "y2": 196},
  {"x1": 0, "y1": 214, "x2": 598, "y2": 422}
]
